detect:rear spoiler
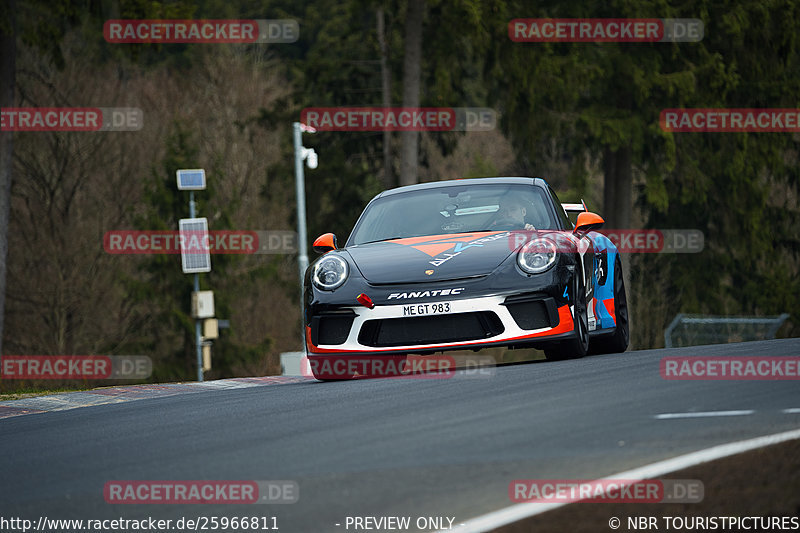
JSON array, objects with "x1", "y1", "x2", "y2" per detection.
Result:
[{"x1": 561, "y1": 200, "x2": 587, "y2": 215}]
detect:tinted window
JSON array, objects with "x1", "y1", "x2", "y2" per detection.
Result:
[{"x1": 348, "y1": 184, "x2": 558, "y2": 245}]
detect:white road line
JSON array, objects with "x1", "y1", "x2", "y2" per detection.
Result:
[
  {"x1": 440, "y1": 427, "x2": 800, "y2": 533},
  {"x1": 654, "y1": 410, "x2": 755, "y2": 419},
  {"x1": 782, "y1": 408, "x2": 800, "y2": 414}
]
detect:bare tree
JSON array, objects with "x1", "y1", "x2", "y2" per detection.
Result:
[
  {"x1": 0, "y1": 0, "x2": 16, "y2": 362},
  {"x1": 398, "y1": 0, "x2": 424, "y2": 186},
  {"x1": 602, "y1": 146, "x2": 632, "y2": 230},
  {"x1": 376, "y1": 6, "x2": 393, "y2": 188},
  {"x1": 6, "y1": 41, "x2": 297, "y2": 381},
  {"x1": 602, "y1": 144, "x2": 633, "y2": 343}
]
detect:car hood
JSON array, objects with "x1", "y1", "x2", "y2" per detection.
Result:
[{"x1": 346, "y1": 231, "x2": 516, "y2": 284}]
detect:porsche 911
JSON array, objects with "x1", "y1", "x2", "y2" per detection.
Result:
[{"x1": 304, "y1": 177, "x2": 629, "y2": 380}]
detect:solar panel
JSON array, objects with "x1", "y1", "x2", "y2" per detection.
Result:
[
  {"x1": 179, "y1": 218, "x2": 211, "y2": 273},
  {"x1": 176, "y1": 169, "x2": 206, "y2": 190}
]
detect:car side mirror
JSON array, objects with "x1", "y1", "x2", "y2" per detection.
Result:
[
  {"x1": 313, "y1": 233, "x2": 338, "y2": 254},
  {"x1": 573, "y1": 212, "x2": 604, "y2": 235}
]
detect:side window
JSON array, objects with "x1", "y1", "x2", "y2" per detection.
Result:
[{"x1": 547, "y1": 186, "x2": 573, "y2": 230}]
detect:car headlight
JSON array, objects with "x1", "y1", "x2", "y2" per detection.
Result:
[
  {"x1": 517, "y1": 238, "x2": 557, "y2": 274},
  {"x1": 312, "y1": 254, "x2": 349, "y2": 290}
]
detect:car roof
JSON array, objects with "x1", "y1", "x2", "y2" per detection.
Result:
[{"x1": 374, "y1": 177, "x2": 549, "y2": 198}]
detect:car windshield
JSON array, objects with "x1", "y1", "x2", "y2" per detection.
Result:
[{"x1": 348, "y1": 183, "x2": 558, "y2": 245}]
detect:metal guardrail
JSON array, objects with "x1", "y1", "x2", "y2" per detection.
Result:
[{"x1": 664, "y1": 313, "x2": 790, "y2": 348}]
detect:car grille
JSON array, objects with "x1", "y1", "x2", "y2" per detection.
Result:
[{"x1": 358, "y1": 312, "x2": 504, "y2": 348}]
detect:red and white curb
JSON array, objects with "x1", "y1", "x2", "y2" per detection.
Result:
[{"x1": 0, "y1": 376, "x2": 311, "y2": 419}]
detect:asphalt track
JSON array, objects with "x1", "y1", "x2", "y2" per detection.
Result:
[{"x1": 1, "y1": 338, "x2": 799, "y2": 532}]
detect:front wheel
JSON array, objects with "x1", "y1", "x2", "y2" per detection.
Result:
[{"x1": 545, "y1": 273, "x2": 589, "y2": 360}]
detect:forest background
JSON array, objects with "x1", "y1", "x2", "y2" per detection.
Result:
[{"x1": 0, "y1": 0, "x2": 797, "y2": 387}]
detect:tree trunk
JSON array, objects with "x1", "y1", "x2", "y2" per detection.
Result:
[
  {"x1": 398, "y1": 0, "x2": 424, "y2": 186},
  {"x1": 376, "y1": 6, "x2": 393, "y2": 188},
  {"x1": 616, "y1": 146, "x2": 632, "y2": 230},
  {"x1": 603, "y1": 143, "x2": 633, "y2": 347},
  {"x1": 0, "y1": 0, "x2": 17, "y2": 363},
  {"x1": 602, "y1": 147, "x2": 617, "y2": 226},
  {"x1": 602, "y1": 145, "x2": 632, "y2": 229}
]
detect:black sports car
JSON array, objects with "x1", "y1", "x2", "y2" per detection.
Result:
[{"x1": 303, "y1": 177, "x2": 628, "y2": 380}]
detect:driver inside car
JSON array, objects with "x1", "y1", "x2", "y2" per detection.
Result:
[{"x1": 490, "y1": 198, "x2": 536, "y2": 230}]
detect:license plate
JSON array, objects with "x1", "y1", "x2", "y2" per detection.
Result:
[{"x1": 402, "y1": 302, "x2": 452, "y2": 316}]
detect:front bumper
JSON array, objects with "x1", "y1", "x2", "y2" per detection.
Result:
[{"x1": 306, "y1": 292, "x2": 576, "y2": 356}]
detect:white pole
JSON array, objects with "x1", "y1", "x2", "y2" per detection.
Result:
[
  {"x1": 293, "y1": 123, "x2": 309, "y2": 350},
  {"x1": 190, "y1": 191, "x2": 203, "y2": 382}
]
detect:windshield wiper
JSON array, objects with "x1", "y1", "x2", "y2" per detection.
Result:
[{"x1": 357, "y1": 236, "x2": 406, "y2": 245}]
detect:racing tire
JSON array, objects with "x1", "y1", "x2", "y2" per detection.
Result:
[
  {"x1": 545, "y1": 273, "x2": 589, "y2": 360},
  {"x1": 588, "y1": 256, "x2": 629, "y2": 355}
]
